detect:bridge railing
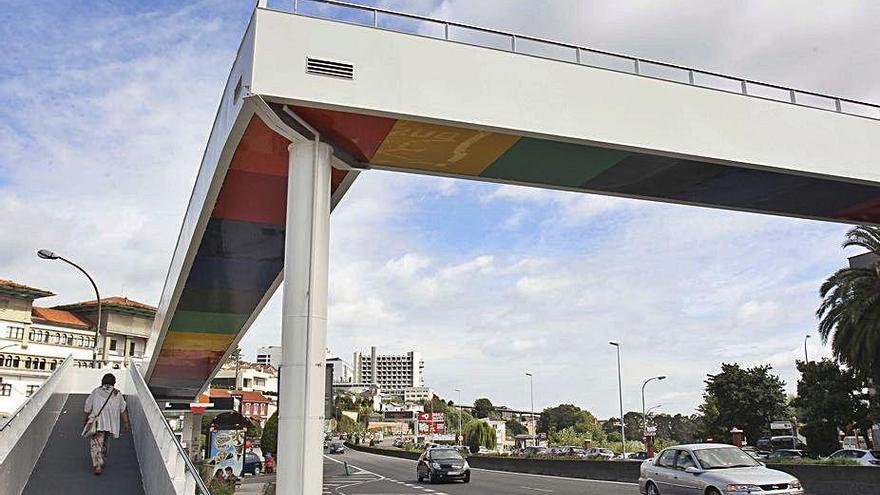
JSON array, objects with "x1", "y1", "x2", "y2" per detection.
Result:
[
  {"x1": 259, "y1": 0, "x2": 879, "y2": 121},
  {"x1": 127, "y1": 360, "x2": 211, "y2": 495}
]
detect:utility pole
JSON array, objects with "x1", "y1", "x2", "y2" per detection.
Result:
[
  {"x1": 525, "y1": 372, "x2": 535, "y2": 446},
  {"x1": 609, "y1": 342, "x2": 626, "y2": 456}
]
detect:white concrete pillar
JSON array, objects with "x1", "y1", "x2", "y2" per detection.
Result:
[{"x1": 277, "y1": 141, "x2": 333, "y2": 495}]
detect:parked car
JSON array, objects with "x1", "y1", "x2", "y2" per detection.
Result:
[
  {"x1": 626, "y1": 451, "x2": 650, "y2": 461},
  {"x1": 766, "y1": 449, "x2": 804, "y2": 461},
  {"x1": 522, "y1": 446, "x2": 547, "y2": 457},
  {"x1": 417, "y1": 447, "x2": 471, "y2": 483},
  {"x1": 242, "y1": 452, "x2": 264, "y2": 476},
  {"x1": 557, "y1": 446, "x2": 587, "y2": 457},
  {"x1": 740, "y1": 446, "x2": 762, "y2": 459},
  {"x1": 640, "y1": 444, "x2": 803, "y2": 495},
  {"x1": 828, "y1": 449, "x2": 880, "y2": 466},
  {"x1": 328, "y1": 441, "x2": 345, "y2": 454},
  {"x1": 585, "y1": 447, "x2": 615, "y2": 460}
]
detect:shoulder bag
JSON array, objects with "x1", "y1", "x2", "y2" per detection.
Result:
[{"x1": 82, "y1": 388, "x2": 116, "y2": 438}]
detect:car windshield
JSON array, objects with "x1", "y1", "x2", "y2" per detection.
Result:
[
  {"x1": 693, "y1": 448, "x2": 760, "y2": 469},
  {"x1": 431, "y1": 449, "x2": 463, "y2": 460}
]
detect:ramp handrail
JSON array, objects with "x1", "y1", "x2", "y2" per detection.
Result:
[
  {"x1": 266, "y1": 0, "x2": 880, "y2": 121},
  {"x1": 128, "y1": 360, "x2": 211, "y2": 495}
]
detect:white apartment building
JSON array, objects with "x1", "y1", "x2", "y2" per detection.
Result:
[
  {"x1": 352, "y1": 347, "x2": 425, "y2": 396},
  {"x1": 212, "y1": 361, "x2": 279, "y2": 398},
  {"x1": 255, "y1": 345, "x2": 281, "y2": 367},
  {"x1": 0, "y1": 279, "x2": 156, "y2": 417}
]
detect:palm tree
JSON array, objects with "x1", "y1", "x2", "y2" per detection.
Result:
[{"x1": 817, "y1": 226, "x2": 880, "y2": 388}]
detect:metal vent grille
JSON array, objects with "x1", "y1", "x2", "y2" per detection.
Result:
[{"x1": 306, "y1": 58, "x2": 354, "y2": 80}]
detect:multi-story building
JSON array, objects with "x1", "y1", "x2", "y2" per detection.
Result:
[
  {"x1": 0, "y1": 278, "x2": 156, "y2": 417},
  {"x1": 212, "y1": 361, "x2": 278, "y2": 398},
  {"x1": 352, "y1": 346, "x2": 424, "y2": 396},
  {"x1": 256, "y1": 345, "x2": 281, "y2": 367},
  {"x1": 326, "y1": 353, "x2": 354, "y2": 384}
]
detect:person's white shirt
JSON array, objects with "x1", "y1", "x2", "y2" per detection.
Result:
[{"x1": 84, "y1": 385, "x2": 127, "y2": 438}]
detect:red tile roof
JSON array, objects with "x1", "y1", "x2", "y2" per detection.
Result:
[
  {"x1": 55, "y1": 296, "x2": 156, "y2": 315},
  {"x1": 31, "y1": 307, "x2": 91, "y2": 329},
  {"x1": 235, "y1": 390, "x2": 270, "y2": 403},
  {"x1": 0, "y1": 279, "x2": 54, "y2": 299}
]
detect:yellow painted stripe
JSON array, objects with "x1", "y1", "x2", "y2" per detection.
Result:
[
  {"x1": 164, "y1": 331, "x2": 236, "y2": 351},
  {"x1": 371, "y1": 120, "x2": 520, "y2": 176}
]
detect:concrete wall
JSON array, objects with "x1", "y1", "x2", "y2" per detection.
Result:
[
  {"x1": 0, "y1": 298, "x2": 32, "y2": 324},
  {"x1": 348, "y1": 443, "x2": 880, "y2": 495}
]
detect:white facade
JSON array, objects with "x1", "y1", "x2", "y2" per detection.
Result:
[
  {"x1": 213, "y1": 362, "x2": 279, "y2": 397},
  {"x1": 402, "y1": 386, "x2": 434, "y2": 403},
  {"x1": 352, "y1": 347, "x2": 424, "y2": 396},
  {"x1": 256, "y1": 345, "x2": 281, "y2": 367}
]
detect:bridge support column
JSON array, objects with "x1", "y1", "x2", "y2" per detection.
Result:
[{"x1": 277, "y1": 140, "x2": 333, "y2": 495}]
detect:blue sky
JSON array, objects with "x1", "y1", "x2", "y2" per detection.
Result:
[{"x1": 2, "y1": 0, "x2": 878, "y2": 418}]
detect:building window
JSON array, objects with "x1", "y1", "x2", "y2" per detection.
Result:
[
  {"x1": 0, "y1": 383, "x2": 10, "y2": 396},
  {"x1": 109, "y1": 339, "x2": 117, "y2": 351},
  {"x1": 65, "y1": 334, "x2": 74, "y2": 346},
  {"x1": 24, "y1": 358, "x2": 31, "y2": 369},
  {"x1": 6, "y1": 326, "x2": 24, "y2": 339},
  {"x1": 77, "y1": 336, "x2": 85, "y2": 347},
  {"x1": 244, "y1": 403, "x2": 251, "y2": 414},
  {"x1": 26, "y1": 385, "x2": 39, "y2": 397},
  {"x1": 129, "y1": 342, "x2": 136, "y2": 356},
  {"x1": 53, "y1": 333, "x2": 61, "y2": 344}
]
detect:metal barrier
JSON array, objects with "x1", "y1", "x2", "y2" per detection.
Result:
[
  {"x1": 0, "y1": 355, "x2": 73, "y2": 495},
  {"x1": 261, "y1": 0, "x2": 879, "y2": 120},
  {"x1": 127, "y1": 361, "x2": 211, "y2": 495}
]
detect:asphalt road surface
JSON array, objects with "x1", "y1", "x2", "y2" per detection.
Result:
[{"x1": 322, "y1": 448, "x2": 638, "y2": 495}]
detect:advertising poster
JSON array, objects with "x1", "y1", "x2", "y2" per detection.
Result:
[
  {"x1": 208, "y1": 429, "x2": 245, "y2": 477},
  {"x1": 417, "y1": 412, "x2": 445, "y2": 434}
]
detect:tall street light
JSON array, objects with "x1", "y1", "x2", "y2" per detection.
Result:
[
  {"x1": 804, "y1": 335, "x2": 811, "y2": 363},
  {"x1": 609, "y1": 341, "x2": 626, "y2": 456},
  {"x1": 37, "y1": 249, "x2": 102, "y2": 362},
  {"x1": 525, "y1": 372, "x2": 535, "y2": 446},
  {"x1": 455, "y1": 388, "x2": 462, "y2": 445},
  {"x1": 641, "y1": 375, "x2": 666, "y2": 437}
]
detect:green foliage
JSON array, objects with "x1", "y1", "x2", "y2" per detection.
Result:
[
  {"x1": 539, "y1": 404, "x2": 606, "y2": 444},
  {"x1": 463, "y1": 420, "x2": 497, "y2": 453},
  {"x1": 473, "y1": 398, "x2": 496, "y2": 419},
  {"x1": 260, "y1": 412, "x2": 278, "y2": 455},
  {"x1": 247, "y1": 422, "x2": 263, "y2": 441},
  {"x1": 818, "y1": 226, "x2": 880, "y2": 394},
  {"x1": 336, "y1": 415, "x2": 359, "y2": 433},
  {"x1": 698, "y1": 363, "x2": 788, "y2": 444},
  {"x1": 505, "y1": 418, "x2": 527, "y2": 436},
  {"x1": 550, "y1": 426, "x2": 584, "y2": 446},
  {"x1": 794, "y1": 359, "x2": 872, "y2": 456},
  {"x1": 445, "y1": 407, "x2": 475, "y2": 435}
]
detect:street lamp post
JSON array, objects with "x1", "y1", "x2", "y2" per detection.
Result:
[
  {"x1": 641, "y1": 375, "x2": 666, "y2": 458},
  {"x1": 455, "y1": 388, "x2": 462, "y2": 445},
  {"x1": 0, "y1": 344, "x2": 20, "y2": 351},
  {"x1": 525, "y1": 372, "x2": 535, "y2": 446},
  {"x1": 37, "y1": 249, "x2": 102, "y2": 362},
  {"x1": 804, "y1": 335, "x2": 811, "y2": 363},
  {"x1": 609, "y1": 342, "x2": 626, "y2": 456}
]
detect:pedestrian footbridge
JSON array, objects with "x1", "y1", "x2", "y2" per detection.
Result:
[{"x1": 0, "y1": 357, "x2": 207, "y2": 495}]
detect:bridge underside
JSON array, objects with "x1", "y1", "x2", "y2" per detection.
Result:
[{"x1": 146, "y1": 6, "x2": 880, "y2": 401}]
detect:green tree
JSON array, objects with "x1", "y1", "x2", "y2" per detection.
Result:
[
  {"x1": 699, "y1": 363, "x2": 788, "y2": 444},
  {"x1": 550, "y1": 426, "x2": 584, "y2": 447},
  {"x1": 505, "y1": 418, "x2": 528, "y2": 437},
  {"x1": 336, "y1": 415, "x2": 359, "y2": 433},
  {"x1": 538, "y1": 404, "x2": 584, "y2": 433},
  {"x1": 445, "y1": 407, "x2": 475, "y2": 436},
  {"x1": 463, "y1": 420, "x2": 497, "y2": 453},
  {"x1": 473, "y1": 398, "x2": 496, "y2": 419},
  {"x1": 260, "y1": 412, "x2": 278, "y2": 455},
  {"x1": 818, "y1": 226, "x2": 880, "y2": 413},
  {"x1": 793, "y1": 359, "x2": 871, "y2": 456}
]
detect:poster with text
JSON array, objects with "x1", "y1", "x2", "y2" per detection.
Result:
[{"x1": 208, "y1": 429, "x2": 245, "y2": 478}]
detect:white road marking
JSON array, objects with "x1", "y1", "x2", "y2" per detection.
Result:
[{"x1": 520, "y1": 486, "x2": 555, "y2": 492}]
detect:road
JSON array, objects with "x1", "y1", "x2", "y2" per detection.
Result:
[{"x1": 321, "y1": 448, "x2": 639, "y2": 495}]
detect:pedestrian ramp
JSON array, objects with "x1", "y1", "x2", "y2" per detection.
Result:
[{"x1": 0, "y1": 356, "x2": 209, "y2": 495}]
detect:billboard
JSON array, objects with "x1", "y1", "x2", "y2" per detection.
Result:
[
  {"x1": 417, "y1": 412, "x2": 445, "y2": 434},
  {"x1": 384, "y1": 411, "x2": 416, "y2": 421},
  {"x1": 207, "y1": 429, "x2": 245, "y2": 478}
]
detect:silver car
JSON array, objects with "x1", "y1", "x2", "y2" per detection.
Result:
[{"x1": 640, "y1": 444, "x2": 803, "y2": 495}]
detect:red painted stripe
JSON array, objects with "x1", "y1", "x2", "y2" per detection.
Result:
[
  {"x1": 212, "y1": 169, "x2": 287, "y2": 225},
  {"x1": 230, "y1": 117, "x2": 291, "y2": 177},
  {"x1": 152, "y1": 349, "x2": 225, "y2": 380},
  {"x1": 292, "y1": 106, "x2": 396, "y2": 162},
  {"x1": 833, "y1": 197, "x2": 880, "y2": 224}
]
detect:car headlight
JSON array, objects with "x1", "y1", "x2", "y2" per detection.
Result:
[
  {"x1": 431, "y1": 462, "x2": 441, "y2": 469},
  {"x1": 789, "y1": 479, "x2": 802, "y2": 489},
  {"x1": 726, "y1": 484, "x2": 761, "y2": 492},
  {"x1": 463, "y1": 460, "x2": 469, "y2": 469}
]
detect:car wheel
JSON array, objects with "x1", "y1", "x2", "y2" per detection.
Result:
[
  {"x1": 463, "y1": 472, "x2": 470, "y2": 483},
  {"x1": 253, "y1": 467, "x2": 261, "y2": 476},
  {"x1": 706, "y1": 488, "x2": 721, "y2": 495},
  {"x1": 646, "y1": 482, "x2": 660, "y2": 495}
]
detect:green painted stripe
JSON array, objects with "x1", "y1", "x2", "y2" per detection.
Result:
[
  {"x1": 167, "y1": 310, "x2": 250, "y2": 334},
  {"x1": 481, "y1": 137, "x2": 629, "y2": 187}
]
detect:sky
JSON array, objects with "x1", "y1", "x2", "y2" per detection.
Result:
[{"x1": 1, "y1": 0, "x2": 878, "y2": 418}]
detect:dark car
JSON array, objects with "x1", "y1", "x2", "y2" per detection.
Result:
[
  {"x1": 767, "y1": 449, "x2": 804, "y2": 461},
  {"x1": 417, "y1": 447, "x2": 470, "y2": 484},
  {"x1": 242, "y1": 452, "x2": 263, "y2": 476},
  {"x1": 328, "y1": 441, "x2": 345, "y2": 454}
]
